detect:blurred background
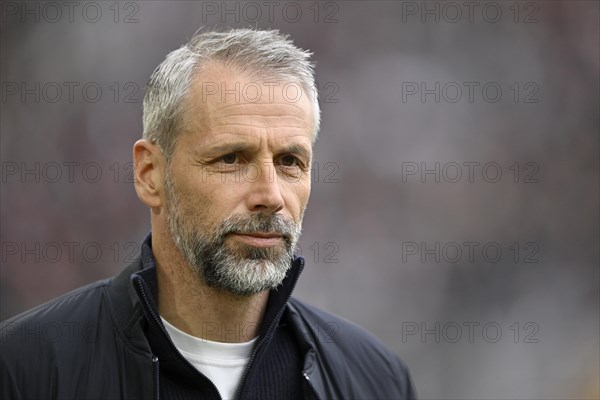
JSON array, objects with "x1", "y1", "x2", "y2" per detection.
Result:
[{"x1": 1, "y1": 1, "x2": 598, "y2": 399}]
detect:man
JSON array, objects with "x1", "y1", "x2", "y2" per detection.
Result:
[{"x1": 1, "y1": 29, "x2": 416, "y2": 399}]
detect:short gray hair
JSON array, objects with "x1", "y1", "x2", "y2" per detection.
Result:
[{"x1": 142, "y1": 28, "x2": 320, "y2": 159}]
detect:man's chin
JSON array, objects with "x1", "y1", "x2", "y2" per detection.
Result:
[
  {"x1": 202, "y1": 261, "x2": 288, "y2": 297},
  {"x1": 224, "y1": 237, "x2": 289, "y2": 261}
]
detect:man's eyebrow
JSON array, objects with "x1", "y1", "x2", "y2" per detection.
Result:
[
  {"x1": 202, "y1": 142, "x2": 311, "y2": 160},
  {"x1": 204, "y1": 142, "x2": 258, "y2": 154},
  {"x1": 279, "y1": 144, "x2": 311, "y2": 161}
]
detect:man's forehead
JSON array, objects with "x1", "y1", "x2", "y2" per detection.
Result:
[
  {"x1": 209, "y1": 103, "x2": 311, "y2": 124},
  {"x1": 181, "y1": 65, "x2": 314, "y2": 140},
  {"x1": 188, "y1": 63, "x2": 312, "y2": 111}
]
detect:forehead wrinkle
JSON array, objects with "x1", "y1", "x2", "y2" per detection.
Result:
[
  {"x1": 200, "y1": 131, "x2": 311, "y2": 152},
  {"x1": 211, "y1": 102, "x2": 310, "y2": 119},
  {"x1": 209, "y1": 125, "x2": 311, "y2": 135},
  {"x1": 202, "y1": 103, "x2": 311, "y2": 133},
  {"x1": 210, "y1": 117, "x2": 309, "y2": 130},
  {"x1": 213, "y1": 114, "x2": 307, "y2": 121}
]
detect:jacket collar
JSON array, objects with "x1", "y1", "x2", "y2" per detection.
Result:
[
  {"x1": 108, "y1": 232, "x2": 305, "y2": 368},
  {"x1": 132, "y1": 232, "x2": 305, "y2": 330}
]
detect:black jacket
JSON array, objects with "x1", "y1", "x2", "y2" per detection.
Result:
[{"x1": 1, "y1": 253, "x2": 416, "y2": 399}]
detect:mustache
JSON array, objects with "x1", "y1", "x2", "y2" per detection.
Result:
[{"x1": 216, "y1": 213, "x2": 298, "y2": 242}]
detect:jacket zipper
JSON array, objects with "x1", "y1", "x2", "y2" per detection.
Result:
[
  {"x1": 303, "y1": 372, "x2": 312, "y2": 400},
  {"x1": 302, "y1": 372, "x2": 319, "y2": 400},
  {"x1": 152, "y1": 356, "x2": 160, "y2": 400},
  {"x1": 135, "y1": 278, "x2": 223, "y2": 399},
  {"x1": 233, "y1": 257, "x2": 305, "y2": 400}
]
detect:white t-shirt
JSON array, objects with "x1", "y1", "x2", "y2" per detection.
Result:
[{"x1": 161, "y1": 317, "x2": 257, "y2": 400}]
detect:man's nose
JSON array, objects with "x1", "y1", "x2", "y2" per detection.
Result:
[{"x1": 244, "y1": 162, "x2": 284, "y2": 214}]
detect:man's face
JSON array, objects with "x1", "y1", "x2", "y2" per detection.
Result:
[{"x1": 163, "y1": 65, "x2": 314, "y2": 296}]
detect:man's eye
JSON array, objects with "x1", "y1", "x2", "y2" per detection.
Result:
[
  {"x1": 220, "y1": 154, "x2": 238, "y2": 164},
  {"x1": 280, "y1": 155, "x2": 299, "y2": 167}
]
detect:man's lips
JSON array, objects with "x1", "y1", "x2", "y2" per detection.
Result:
[{"x1": 229, "y1": 232, "x2": 285, "y2": 247}]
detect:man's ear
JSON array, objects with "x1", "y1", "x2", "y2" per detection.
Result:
[{"x1": 133, "y1": 139, "x2": 165, "y2": 209}]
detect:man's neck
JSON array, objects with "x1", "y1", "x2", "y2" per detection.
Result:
[{"x1": 152, "y1": 235, "x2": 269, "y2": 344}]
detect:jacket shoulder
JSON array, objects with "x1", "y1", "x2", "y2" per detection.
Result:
[
  {"x1": 1, "y1": 279, "x2": 113, "y2": 393},
  {"x1": 0, "y1": 262, "x2": 147, "y2": 400},
  {"x1": 1, "y1": 257, "x2": 142, "y2": 336},
  {"x1": 288, "y1": 296, "x2": 408, "y2": 365},
  {"x1": 287, "y1": 297, "x2": 417, "y2": 399},
  {"x1": 0, "y1": 279, "x2": 110, "y2": 332}
]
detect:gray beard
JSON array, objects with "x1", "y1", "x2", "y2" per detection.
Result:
[{"x1": 164, "y1": 170, "x2": 302, "y2": 296}]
